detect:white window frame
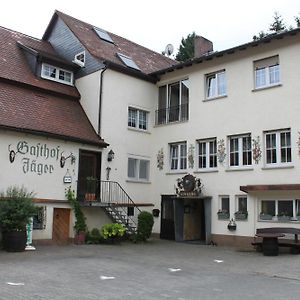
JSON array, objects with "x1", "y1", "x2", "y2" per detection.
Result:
[
  {"x1": 127, "y1": 157, "x2": 150, "y2": 182},
  {"x1": 236, "y1": 195, "x2": 247, "y2": 212},
  {"x1": 264, "y1": 129, "x2": 292, "y2": 167},
  {"x1": 128, "y1": 107, "x2": 149, "y2": 131},
  {"x1": 157, "y1": 79, "x2": 189, "y2": 125},
  {"x1": 169, "y1": 142, "x2": 187, "y2": 171},
  {"x1": 254, "y1": 56, "x2": 280, "y2": 89},
  {"x1": 259, "y1": 199, "x2": 297, "y2": 221},
  {"x1": 228, "y1": 134, "x2": 252, "y2": 168},
  {"x1": 219, "y1": 195, "x2": 230, "y2": 213},
  {"x1": 197, "y1": 138, "x2": 217, "y2": 171},
  {"x1": 41, "y1": 63, "x2": 74, "y2": 86},
  {"x1": 205, "y1": 70, "x2": 226, "y2": 99}
]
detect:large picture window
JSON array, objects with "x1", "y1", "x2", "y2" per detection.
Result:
[{"x1": 260, "y1": 199, "x2": 296, "y2": 221}]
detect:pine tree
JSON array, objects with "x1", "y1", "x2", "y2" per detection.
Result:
[{"x1": 175, "y1": 32, "x2": 196, "y2": 62}]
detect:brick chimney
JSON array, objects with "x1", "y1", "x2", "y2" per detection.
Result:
[{"x1": 194, "y1": 36, "x2": 213, "y2": 58}]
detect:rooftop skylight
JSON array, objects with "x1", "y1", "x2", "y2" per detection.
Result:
[
  {"x1": 93, "y1": 27, "x2": 114, "y2": 44},
  {"x1": 117, "y1": 53, "x2": 140, "y2": 71}
]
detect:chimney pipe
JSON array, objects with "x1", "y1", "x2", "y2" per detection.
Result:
[{"x1": 194, "y1": 36, "x2": 213, "y2": 58}]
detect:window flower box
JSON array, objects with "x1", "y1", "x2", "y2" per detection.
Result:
[
  {"x1": 277, "y1": 215, "x2": 291, "y2": 222},
  {"x1": 259, "y1": 213, "x2": 273, "y2": 220},
  {"x1": 234, "y1": 211, "x2": 248, "y2": 220},
  {"x1": 217, "y1": 210, "x2": 230, "y2": 220}
]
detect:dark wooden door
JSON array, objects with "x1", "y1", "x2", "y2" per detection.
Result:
[
  {"x1": 52, "y1": 208, "x2": 70, "y2": 245},
  {"x1": 160, "y1": 195, "x2": 175, "y2": 240}
]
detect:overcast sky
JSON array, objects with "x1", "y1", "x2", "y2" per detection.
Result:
[{"x1": 0, "y1": 0, "x2": 299, "y2": 57}]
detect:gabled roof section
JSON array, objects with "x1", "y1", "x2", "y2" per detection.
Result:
[
  {"x1": 43, "y1": 10, "x2": 177, "y2": 75},
  {"x1": 151, "y1": 27, "x2": 300, "y2": 76},
  {"x1": 0, "y1": 26, "x2": 80, "y2": 99},
  {"x1": 0, "y1": 81, "x2": 107, "y2": 147}
]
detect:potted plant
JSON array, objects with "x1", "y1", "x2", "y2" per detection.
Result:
[
  {"x1": 234, "y1": 210, "x2": 248, "y2": 220},
  {"x1": 66, "y1": 187, "x2": 87, "y2": 244},
  {"x1": 85, "y1": 176, "x2": 97, "y2": 201},
  {"x1": 100, "y1": 223, "x2": 126, "y2": 244},
  {"x1": 217, "y1": 209, "x2": 230, "y2": 220},
  {"x1": 277, "y1": 212, "x2": 291, "y2": 222},
  {"x1": 0, "y1": 186, "x2": 36, "y2": 252}
]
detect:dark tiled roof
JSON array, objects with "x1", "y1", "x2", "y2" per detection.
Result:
[
  {"x1": 0, "y1": 81, "x2": 106, "y2": 146},
  {"x1": 0, "y1": 26, "x2": 80, "y2": 99},
  {"x1": 49, "y1": 11, "x2": 177, "y2": 74}
]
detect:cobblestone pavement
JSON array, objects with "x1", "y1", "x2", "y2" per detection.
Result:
[{"x1": 0, "y1": 239, "x2": 300, "y2": 300}]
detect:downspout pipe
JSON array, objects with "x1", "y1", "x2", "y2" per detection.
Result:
[{"x1": 98, "y1": 66, "x2": 107, "y2": 136}]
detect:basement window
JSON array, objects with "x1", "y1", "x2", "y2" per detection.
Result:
[
  {"x1": 93, "y1": 27, "x2": 114, "y2": 44},
  {"x1": 117, "y1": 53, "x2": 140, "y2": 71}
]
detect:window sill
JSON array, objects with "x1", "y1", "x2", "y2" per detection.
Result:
[
  {"x1": 261, "y1": 165, "x2": 294, "y2": 170},
  {"x1": 225, "y1": 167, "x2": 254, "y2": 172},
  {"x1": 165, "y1": 171, "x2": 187, "y2": 175},
  {"x1": 127, "y1": 127, "x2": 150, "y2": 134},
  {"x1": 203, "y1": 95, "x2": 227, "y2": 102},
  {"x1": 154, "y1": 120, "x2": 189, "y2": 127},
  {"x1": 126, "y1": 179, "x2": 151, "y2": 184},
  {"x1": 194, "y1": 169, "x2": 218, "y2": 174},
  {"x1": 252, "y1": 83, "x2": 282, "y2": 92}
]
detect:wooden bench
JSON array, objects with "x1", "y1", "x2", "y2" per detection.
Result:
[{"x1": 252, "y1": 227, "x2": 300, "y2": 254}]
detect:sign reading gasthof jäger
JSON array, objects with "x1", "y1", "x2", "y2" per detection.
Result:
[
  {"x1": 8, "y1": 140, "x2": 74, "y2": 175},
  {"x1": 175, "y1": 174, "x2": 203, "y2": 197}
]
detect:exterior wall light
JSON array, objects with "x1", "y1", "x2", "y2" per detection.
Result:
[{"x1": 107, "y1": 150, "x2": 115, "y2": 162}]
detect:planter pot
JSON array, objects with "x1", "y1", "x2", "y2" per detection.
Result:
[
  {"x1": 218, "y1": 213, "x2": 230, "y2": 220},
  {"x1": 227, "y1": 224, "x2": 237, "y2": 231},
  {"x1": 74, "y1": 231, "x2": 86, "y2": 245},
  {"x1": 2, "y1": 230, "x2": 27, "y2": 252},
  {"x1": 235, "y1": 213, "x2": 248, "y2": 220},
  {"x1": 278, "y1": 216, "x2": 291, "y2": 222},
  {"x1": 259, "y1": 214, "x2": 273, "y2": 220},
  {"x1": 85, "y1": 193, "x2": 96, "y2": 201}
]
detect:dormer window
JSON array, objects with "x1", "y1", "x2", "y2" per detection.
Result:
[
  {"x1": 74, "y1": 51, "x2": 85, "y2": 67},
  {"x1": 117, "y1": 53, "x2": 140, "y2": 71},
  {"x1": 41, "y1": 63, "x2": 73, "y2": 85},
  {"x1": 93, "y1": 27, "x2": 114, "y2": 44}
]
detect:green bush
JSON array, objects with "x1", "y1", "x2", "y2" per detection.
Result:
[
  {"x1": 100, "y1": 223, "x2": 126, "y2": 240},
  {"x1": 136, "y1": 211, "x2": 154, "y2": 241},
  {"x1": 86, "y1": 228, "x2": 104, "y2": 244},
  {"x1": 65, "y1": 187, "x2": 87, "y2": 233},
  {"x1": 0, "y1": 186, "x2": 37, "y2": 232}
]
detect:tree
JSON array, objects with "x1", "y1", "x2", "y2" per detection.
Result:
[
  {"x1": 269, "y1": 11, "x2": 286, "y2": 33},
  {"x1": 295, "y1": 14, "x2": 300, "y2": 27},
  {"x1": 175, "y1": 32, "x2": 196, "y2": 62}
]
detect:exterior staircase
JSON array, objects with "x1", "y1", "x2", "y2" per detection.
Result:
[{"x1": 79, "y1": 180, "x2": 141, "y2": 234}]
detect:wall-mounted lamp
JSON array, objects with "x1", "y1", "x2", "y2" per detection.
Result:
[{"x1": 107, "y1": 149, "x2": 115, "y2": 162}]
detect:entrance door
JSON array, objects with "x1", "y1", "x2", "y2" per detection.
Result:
[
  {"x1": 160, "y1": 195, "x2": 175, "y2": 240},
  {"x1": 77, "y1": 150, "x2": 101, "y2": 201},
  {"x1": 52, "y1": 208, "x2": 70, "y2": 245}
]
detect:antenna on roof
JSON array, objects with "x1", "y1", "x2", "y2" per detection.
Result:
[{"x1": 162, "y1": 44, "x2": 174, "y2": 57}]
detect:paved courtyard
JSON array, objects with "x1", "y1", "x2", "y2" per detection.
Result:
[{"x1": 0, "y1": 239, "x2": 300, "y2": 300}]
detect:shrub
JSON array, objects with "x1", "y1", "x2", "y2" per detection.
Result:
[
  {"x1": 86, "y1": 228, "x2": 104, "y2": 244},
  {"x1": 136, "y1": 211, "x2": 154, "y2": 241},
  {"x1": 0, "y1": 186, "x2": 36, "y2": 232},
  {"x1": 100, "y1": 223, "x2": 125, "y2": 240}
]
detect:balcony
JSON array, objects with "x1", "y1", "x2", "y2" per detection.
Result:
[{"x1": 155, "y1": 103, "x2": 189, "y2": 125}]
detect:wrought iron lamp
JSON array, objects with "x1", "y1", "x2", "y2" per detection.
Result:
[{"x1": 107, "y1": 149, "x2": 115, "y2": 162}]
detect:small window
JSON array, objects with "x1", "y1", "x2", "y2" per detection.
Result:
[
  {"x1": 228, "y1": 134, "x2": 252, "y2": 168},
  {"x1": 128, "y1": 107, "x2": 148, "y2": 131},
  {"x1": 127, "y1": 206, "x2": 134, "y2": 216},
  {"x1": 221, "y1": 196, "x2": 230, "y2": 212},
  {"x1": 127, "y1": 157, "x2": 150, "y2": 181},
  {"x1": 206, "y1": 70, "x2": 226, "y2": 99},
  {"x1": 117, "y1": 53, "x2": 140, "y2": 71},
  {"x1": 197, "y1": 138, "x2": 217, "y2": 170},
  {"x1": 254, "y1": 56, "x2": 280, "y2": 89},
  {"x1": 74, "y1": 51, "x2": 85, "y2": 67},
  {"x1": 170, "y1": 142, "x2": 187, "y2": 171},
  {"x1": 41, "y1": 63, "x2": 73, "y2": 86},
  {"x1": 237, "y1": 196, "x2": 247, "y2": 212},
  {"x1": 93, "y1": 27, "x2": 114, "y2": 43},
  {"x1": 264, "y1": 129, "x2": 291, "y2": 166}
]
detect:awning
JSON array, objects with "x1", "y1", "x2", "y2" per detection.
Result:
[{"x1": 240, "y1": 184, "x2": 300, "y2": 193}]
